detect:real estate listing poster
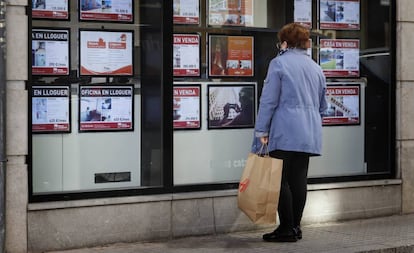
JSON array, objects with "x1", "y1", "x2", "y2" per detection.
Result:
[
  {"x1": 322, "y1": 85, "x2": 360, "y2": 126},
  {"x1": 173, "y1": 0, "x2": 200, "y2": 24},
  {"x1": 32, "y1": 28, "x2": 70, "y2": 76},
  {"x1": 207, "y1": 84, "x2": 255, "y2": 129},
  {"x1": 79, "y1": 30, "x2": 134, "y2": 76},
  {"x1": 173, "y1": 34, "x2": 200, "y2": 77},
  {"x1": 319, "y1": 0, "x2": 360, "y2": 30},
  {"x1": 32, "y1": 85, "x2": 71, "y2": 133},
  {"x1": 209, "y1": 35, "x2": 254, "y2": 77},
  {"x1": 173, "y1": 85, "x2": 201, "y2": 130},
  {"x1": 32, "y1": 0, "x2": 69, "y2": 20},
  {"x1": 319, "y1": 39, "x2": 359, "y2": 77},
  {"x1": 294, "y1": 0, "x2": 312, "y2": 28},
  {"x1": 208, "y1": 0, "x2": 253, "y2": 27},
  {"x1": 79, "y1": 85, "x2": 134, "y2": 132},
  {"x1": 79, "y1": 0, "x2": 133, "y2": 22}
]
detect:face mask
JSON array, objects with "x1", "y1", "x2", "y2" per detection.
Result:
[
  {"x1": 278, "y1": 48, "x2": 289, "y2": 56},
  {"x1": 276, "y1": 42, "x2": 289, "y2": 56}
]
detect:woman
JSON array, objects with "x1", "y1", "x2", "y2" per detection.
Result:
[{"x1": 253, "y1": 23, "x2": 328, "y2": 242}]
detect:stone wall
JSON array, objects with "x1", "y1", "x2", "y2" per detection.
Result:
[
  {"x1": 397, "y1": 0, "x2": 414, "y2": 214},
  {"x1": 28, "y1": 183, "x2": 401, "y2": 252},
  {"x1": 6, "y1": 1, "x2": 28, "y2": 253}
]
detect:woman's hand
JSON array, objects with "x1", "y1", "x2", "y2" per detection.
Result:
[{"x1": 260, "y1": 136, "x2": 269, "y2": 144}]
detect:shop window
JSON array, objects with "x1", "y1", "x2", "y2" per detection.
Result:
[
  {"x1": 29, "y1": 0, "x2": 395, "y2": 201},
  {"x1": 172, "y1": 0, "x2": 394, "y2": 186},
  {"x1": 29, "y1": 0, "x2": 170, "y2": 199}
]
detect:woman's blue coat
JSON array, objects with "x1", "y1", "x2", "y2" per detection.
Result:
[{"x1": 252, "y1": 48, "x2": 328, "y2": 156}]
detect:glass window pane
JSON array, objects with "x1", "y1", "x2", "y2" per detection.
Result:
[
  {"x1": 173, "y1": 0, "x2": 394, "y2": 185},
  {"x1": 30, "y1": 0, "x2": 166, "y2": 195}
]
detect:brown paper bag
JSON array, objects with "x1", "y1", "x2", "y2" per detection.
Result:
[{"x1": 237, "y1": 152, "x2": 283, "y2": 224}]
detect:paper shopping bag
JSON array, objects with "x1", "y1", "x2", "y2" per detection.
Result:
[{"x1": 237, "y1": 152, "x2": 283, "y2": 224}]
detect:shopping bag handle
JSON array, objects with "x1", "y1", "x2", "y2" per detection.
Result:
[{"x1": 256, "y1": 143, "x2": 270, "y2": 157}]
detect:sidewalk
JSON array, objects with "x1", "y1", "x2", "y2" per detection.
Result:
[{"x1": 47, "y1": 214, "x2": 414, "y2": 253}]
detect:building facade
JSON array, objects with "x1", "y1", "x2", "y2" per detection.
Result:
[{"x1": 2, "y1": 0, "x2": 414, "y2": 252}]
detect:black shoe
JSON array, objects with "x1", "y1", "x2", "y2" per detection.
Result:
[
  {"x1": 293, "y1": 226, "x2": 302, "y2": 240},
  {"x1": 262, "y1": 228, "x2": 298, "y2": 242}
]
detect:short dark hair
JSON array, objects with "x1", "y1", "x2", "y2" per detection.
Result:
[{"x1": 278, "y1": 23, "x2": 310, "y2": 49}]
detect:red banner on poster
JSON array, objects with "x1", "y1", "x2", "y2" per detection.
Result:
[
  {"x1": 209, "y1": 35, "x2": 254, "y2": 77},
  {"x1": 323, "y1": 85, "x2": 360, "y2": 126},
  {"x1": 79, "y1": 30, "x2": 134, "y2": 76},
  {"x1": 319, "y1": 39, "x2": 360, "y2": 78},
  {"x1": 173, "y1": 34, "x2": 200, "y2": 77},
  {"x1": 79, "y1": 86, "x2": 134, "y2": 131},
  {"x1": 32, "y1": 86, "x2": 71, "y2": 133},
  {"x1": 32, "y1": 0, "x2": 69, "y2": 20},
  {"x1": 80, "y1": 0, "x2": 133, "y2": 22},
  {"x1": 32, "y1": 29, "x2": 70, "y2": 76},
  {"x1": 208, "y1": 0, "x2": 253, "y2": 26},
  {"x1": 173, "y1": 0, "x2": 200, "y2": 24},
  {"x1": 173, "y1": 85, "x2": 201, "y2": 129},
  {"x1": 320, "y1": 0, "x2": 360, "y2": 30}
]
